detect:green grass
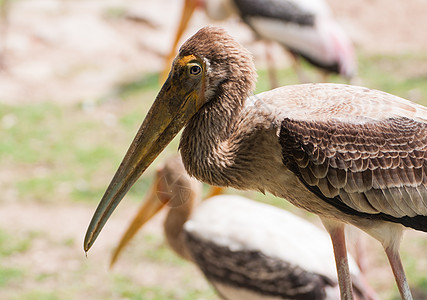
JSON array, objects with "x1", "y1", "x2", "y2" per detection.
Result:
[
  {"x1": 255, "y1": 52, "x2": 427, "y2": 106},
  {"x1": 0, "y1": 102, "x2": 62, "y2": 164},
  {"x1": 358, "y1": 52, "x2": 427, "y2": 105},
  {"x1": 0, "y1": 228, "x2": 34, "y2": 257},
  {"x1": 10, "y1": 291, "x2": 61, "y2": 300},
  {"x1": 113, "y1": 275, "x2": 175, "y2": 300},
  {"x1": 401, "y1": 247, "x2": 427, "y2": 298},
  {"x1": 141, "y1": 234, "x2": 187, "y2": 266},
  {"x1": 0, "y1": 90, "x2": 161, "y2": 203},
  {"x1": 0, "y1": 267, "x2": 25, "y2": 287},
  {"x1": 113, "y1": 274, "x2": 216, "y2": 300}
]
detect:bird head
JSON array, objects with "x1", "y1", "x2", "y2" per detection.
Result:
[
  {"x1": 109, "y1": 155, "x2": 199, "y2": 267},
  {"x1": 84, "y1": 26, "x2": 255, "y2": 252},
  {"x1": 162, "y1": 0, "x2": 238, "y2": 81}
]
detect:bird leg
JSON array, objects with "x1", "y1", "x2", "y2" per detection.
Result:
[
  {"x1": 264, "y1": 40, "x2": 279, "y2": 89},
  {"x1": 0, "y1": 0, "x2": 9, "y2": 71},
  {"x1": 384, "y1": 246, "x2": 413, "y2": 300},
  {"x1": 288, "y1": 51, "x2": 311, "y2": 83},
  {"x1": 322, "y1": 219, "x2": 354, "y2": 300},
  {"x1": 352, "y1": 230, "x2": 367, "y2": 274},
  {"x1": 320, "y1": 70, "x2": 329, "y2": 83}
]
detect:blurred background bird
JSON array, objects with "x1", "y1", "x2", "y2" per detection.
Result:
[
  {"x1": 110, "y1": 155, "x2": 377, "y2": 300},
  {"x1": 163, "y1": 0, "x2": 357, "y2": 86}
]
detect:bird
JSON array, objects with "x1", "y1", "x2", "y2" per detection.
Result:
[
  {"x1": 163, "y1": 0, "x2": 357, "y2": 85},
  {"x1": 84, "y1": 27, "x2": 427, "y2": 300},
  {"x1": 110, "y1": 155, "x2": 377, "y2": 300}
]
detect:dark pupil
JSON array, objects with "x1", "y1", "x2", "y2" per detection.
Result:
[{"x1": 190, "y1": 65, "x2": 201, "y2": 75}]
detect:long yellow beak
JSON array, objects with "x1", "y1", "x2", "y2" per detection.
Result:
[
  {"x1": 161, "y1": 0, "x2": 197, "y2": 82},
  {"x1": 109, "y1": 178, "x2": 165, "y2": 267},
  {"x1": 84, "y1": 75, "x2": 199, "y2": 252}
]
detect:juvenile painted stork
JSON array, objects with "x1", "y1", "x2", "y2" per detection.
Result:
[
  {"x1": 164, "y1": 0, "x2": 357, "y2": 83},
  {"x1": 110, "y1": 155, "x2": 376, "y2": 300},
  {"x1": 85, "y1": 27, "x2": 427, "y2": 300}
]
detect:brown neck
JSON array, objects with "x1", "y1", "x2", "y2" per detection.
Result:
[
  {"x1": 180, "y1": 78, "x2": 249, "y2": 186},
  {"x1": 163, "y1": 189, "x2": 197, "y2": 261}
]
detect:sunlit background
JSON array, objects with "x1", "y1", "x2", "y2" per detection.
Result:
[{"x1": 0, "y1": 0, "x2": 426, "y2": 299}]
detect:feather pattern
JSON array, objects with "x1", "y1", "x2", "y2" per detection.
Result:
[
  {"x1": 279, "y1": 116, "x2": 427, "y2": 222},
  {"x1": 184, "y1": 195, "x2": 370, "y2": 300},
  {"x1": 232, "y1": 0, "x2": 319, "y2": 26},
  {"x1": 185, "y1": 232, "x2": 335, "y2": 299}
]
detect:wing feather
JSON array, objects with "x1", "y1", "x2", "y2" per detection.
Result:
[
  {"x1": 232, "y1": 0, "x2": 319, "y2": 26},
  {"x1": 327, "y1": 167, "x2": 347, "y2": 189},
  {"x1": 309, "y1": 161, "x2": 329, "y2": 178},
  {"x1": 184, "y1": 232, "x2": 334, "y2": 299},
  {"x1": 280, "y1": 116, "x2": 427, "y2": 229}
]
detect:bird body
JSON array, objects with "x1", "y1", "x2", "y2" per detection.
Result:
[
  {"x1": 186, "y1": 195, "x2": 358, "y2": 300},
  {"x1": 86, "y1": 27, "x2": 426, "y2": 299},
  {"x1": 231, "y1": 0, "x2": 354, "y2": 77},
  {"x1": 187, "y1": 195, "x2": 342, "y2": 280},
  {"x1": 172, "y1": 0, "x2": 356, "y2": 80},
  {"x1": 111, "y1": 156, "x2": 373, "y2": 300},
  {"x1": 180, "y1": 80, "x2": 427, "y2": 258}
]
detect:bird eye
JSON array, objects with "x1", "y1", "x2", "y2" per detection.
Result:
[{"x1": 189, "y1": 65, "x2": 201, "y2": 75}]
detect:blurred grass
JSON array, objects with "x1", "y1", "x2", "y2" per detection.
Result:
[
  {"x1": 141, "y1": 234, "x2": 187, "y2": 266},
  {"x1": 0, "y1": 228, "x2": 34, "y2": 257},
  {"x1": 9, "y1": 291, "x2": 60, "y2": 300},
  {"x1": 358, "y1": 52, "x2": 427, "y2": 105},
  {"x1": 113, "y1": 274, "x2": 216, "y2": 300},
  {"x1": 0, "y1": 267, "x2": 25, "y2": 288},
  {"x1": 1, "y1": 52, "x2": 427, "y2": 299},
  {"x1": 0, "y1": 75, "x2": 166, "y2": 204}
]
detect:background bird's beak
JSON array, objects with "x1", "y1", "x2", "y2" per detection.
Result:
[
  {"x1": 161, "y1": 0, "x2": 197, "y2": 82},
  {"x1": 109, "y1": 177, "x2": 165, "y2": 268},
  {"x1": 84, "y1": 75, "x2": 200, "y2": 252}
]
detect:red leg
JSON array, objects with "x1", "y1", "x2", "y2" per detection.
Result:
[
  {"x1": 384, "y1": 246, "x2": 413, "y2": 300},
  {"x1": 322, "y1": 219, "x2": 354, "y2": 300}
]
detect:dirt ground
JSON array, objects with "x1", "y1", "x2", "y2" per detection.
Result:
[{"x1": 1, "y1": 0, "x2": 427, "y2": 299}]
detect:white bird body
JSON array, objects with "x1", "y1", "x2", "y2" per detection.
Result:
[
  {"x1": 250, "y1": 17, "x2": 355, "y2": 77},
  {"x1": 186, "y1": 195, "x2": 359, "y2": 281},
  {"x1": 185, "y1": 195, "x2": 367, "y2": 299}
]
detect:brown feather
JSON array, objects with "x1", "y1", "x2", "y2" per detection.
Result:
[
  {"x1": 327, "y1": 168, "x2": 347, "y2": 189},
  {"x1": 280, "y1": 116, "x2": 427, "y2": 219}
]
